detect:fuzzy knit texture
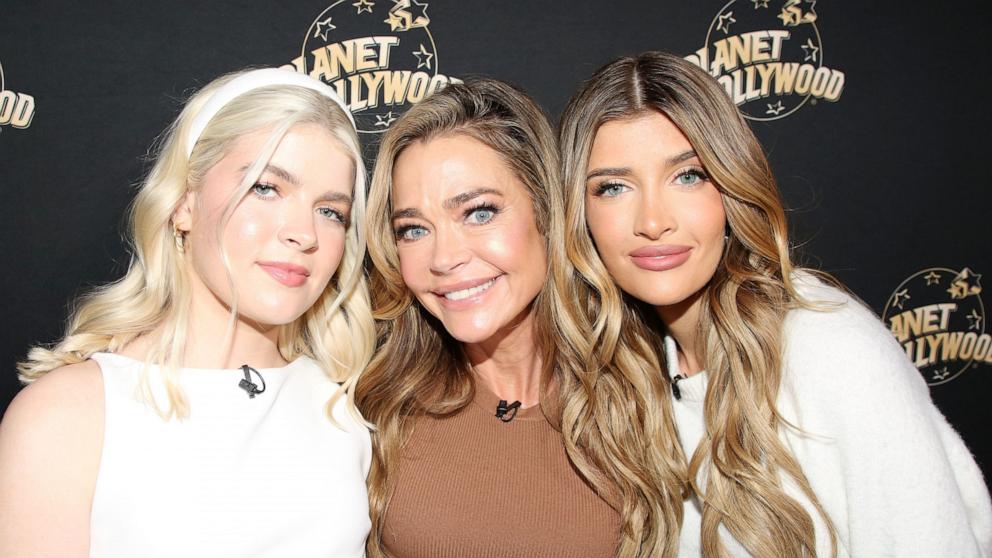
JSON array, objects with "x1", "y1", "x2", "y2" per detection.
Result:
[
  {"x1": 665, "y1": 274, "x2": 992, "y2": 557},
  {"x1": 381, "y1": 380, "x2": 620, "y2": 558},
  {"x1": 88, "y1": 353, "x2": 371, "y2": 558}
]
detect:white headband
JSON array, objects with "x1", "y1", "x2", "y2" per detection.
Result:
[{"x1": 184, "y1": 67, "x2": 355, "y2": 157}]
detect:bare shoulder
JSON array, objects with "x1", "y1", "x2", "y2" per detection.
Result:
[
  {"x1": 0, "y1": 360, "x2": 104, "y2": 556},
  {"x1": 2, "y1": 360, "x2": 104, "y2": 433}
]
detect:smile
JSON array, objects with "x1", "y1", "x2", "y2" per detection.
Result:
[{"x1": 441, "y1": 277, "x2": 499, "y2": 301}]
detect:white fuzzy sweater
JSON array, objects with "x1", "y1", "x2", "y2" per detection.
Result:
[{"x1": 666, "y1": 275, "x2": 992, "y2": 557}]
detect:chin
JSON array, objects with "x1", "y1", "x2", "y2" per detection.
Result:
[{"x1": 438, "y1": 316, "x2": 504, "y2": 345}]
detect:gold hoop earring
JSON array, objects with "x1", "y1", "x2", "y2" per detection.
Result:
[{"x1": 173, "y1": 226, "x2": 187, "y2": 253}]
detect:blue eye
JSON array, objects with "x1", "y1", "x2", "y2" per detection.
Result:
[
  {"x1": 317, "y1": 207, "x2": 346, "y2": 223},
  {"x1": 675, "y1": 169, "x2": 707, "y2": 187},
  {"x1": 466, "y1": 205, "x2": 497, "y2": 225},
  {"x1": 594, "y1": 182, "x2": 629, "y2": 198},
  {"x1": 251, "y1": 183, "x2": 278, "y2": 198},
  {"x1": 395, "y1": 224, "x2": 429, "y2": 241}
]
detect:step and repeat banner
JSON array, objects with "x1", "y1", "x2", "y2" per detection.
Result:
[{"x1": 2, "y1": 1, "x2": 989, "y2": 484}]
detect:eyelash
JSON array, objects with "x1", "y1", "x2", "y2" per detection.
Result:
[
  {"x1": 674, "y1": 166, "x2": 708, "y2": 187},
  {"x1": 251, "y1": 182, "x2": 347, "y2": 224},
  {"x1": 592, "y1": 166, "x2": 709, "y2": 197},
  {"x1": 463, "y1": 202, "x2": 501, "y2": 224},
  {"x1": 251, "y1": 182, "x2": 278, "y2": 199}
]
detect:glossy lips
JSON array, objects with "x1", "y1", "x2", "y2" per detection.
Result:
[
  {"x1": 629, "y1": 245, "x2": 692, "y2": 272},
  {"x1": 257, "y1": 261, "x2": 310, "y2": 287}
]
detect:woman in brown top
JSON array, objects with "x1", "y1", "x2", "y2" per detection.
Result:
[{"x1": 357, "y1": 78, "x2": 685, "y2": 557}]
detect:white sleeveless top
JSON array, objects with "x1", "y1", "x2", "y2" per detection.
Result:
[{"x1": 89, "y1": 353, "x2": 371, "y2": 558}]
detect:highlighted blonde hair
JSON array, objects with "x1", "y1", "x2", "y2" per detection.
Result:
[
  {"x1": 19, "y1": 70, "x2": 374, "y2": 421},
  {"x1": 358, "y1": 77, "x2": 615, "y2": 556},
  {"x1": 559, "y1": 51, "x2": 837, "y2": 557}
]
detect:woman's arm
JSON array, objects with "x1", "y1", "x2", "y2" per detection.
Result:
[
  {"x1": 784, "y1": 283, "x2": 992, "y2": 557},
  {"x1": 0, "y1": 362, "x2": 104, "y2": 558}
]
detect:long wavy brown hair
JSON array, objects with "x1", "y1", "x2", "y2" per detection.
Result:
[
  {"x1": 559, "y1": 51, "x2": 838, "y2": 557},
  {"x1": 357, "y1": 77, "x2": 685, "y2": 557}
]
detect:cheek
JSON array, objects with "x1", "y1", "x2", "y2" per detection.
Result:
[
  {"x1": 688, "y1": 192, "x2": 727, "y2": 247},
  {"x1": 585, "y1": 201, "x2": 628, "y2": 260},
  {"x1": 396, "y1": 245, "x2": 429, "y2": 290}
]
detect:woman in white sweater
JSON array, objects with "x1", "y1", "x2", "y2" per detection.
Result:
[
  {"x1": 0, "y1": 68, "x2": 374, "y2": 557},
  {"x1": 558, "y1": 51, "x2": 992, "y2": 557}
]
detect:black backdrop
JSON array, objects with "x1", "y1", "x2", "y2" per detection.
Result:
[{"x1": 2, "y1": 1, "x2": 990, "y2": 489}]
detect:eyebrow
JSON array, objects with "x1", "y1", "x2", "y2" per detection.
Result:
[
  {"x1": 442, "y1": 187, "x2": 503, "y2": 209},
  {"x1": 586, "y1": 149, "x2": 699, "y2": 180},
  {"x1": 391, "y1": 207, "x2": 423, "y2": 221},
  {"x1": 243, "y1": 163, "x2": 351, "y2": 205},
  {"x1": 241, "y1": 163, "x2": 301, "y2": 186}
]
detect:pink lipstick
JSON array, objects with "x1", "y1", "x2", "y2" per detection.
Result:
[
  {"x1": 258, "y1": 261, "x2": 310, "y2": 287},
  {"x1": 629, "y1": 245, "x2": 691, "y2": 272}
]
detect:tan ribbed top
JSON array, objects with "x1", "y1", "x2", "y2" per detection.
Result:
[{"x1": 381, "y1": 382, "x2": 620, "y2": 558}]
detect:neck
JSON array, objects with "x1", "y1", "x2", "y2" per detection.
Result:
[
  {"x1": 656, "y1": 289, "x2": 706, "y2": 377},
  {"x1": 464, "y1": 306, "x2": 543, "y2": 408},
  {"x1": 125, "y1": 272, "x2": 289, "y2": 369}
]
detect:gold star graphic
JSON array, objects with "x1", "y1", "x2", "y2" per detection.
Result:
[
  {"x1": 891, "y1": 288, "x2": 911, "y2": 310},
  {"x1": 412, "y1": 43, "x2": 433, "y2": 69},
  {"x1": 384, "y1": 11, "x2": 405, "y2": 31},
  {"x1": 314, "y1": 17, "x2": 336, "y2": 40},
  {"x1": 716, "y1": 12, "x2": 736, "y2": 34},
  {"x1": 967, "y1": 309, "x2": 983, "y2": 331},
  {"x1": 801, "y1": 38, "x2": 819, "y2": 62},
  {"x1": 932, "y1": 366, "x2": 951, "y2": 381},
  {"x1": 924, "y1": 271, "x2": 941, "y2": 285},
  {"x1": 947, "y1": 268, "x2": 982, "y2": 299},
  {"x1": 353, "y1": 0, "x2": 375, "y2": 14}
]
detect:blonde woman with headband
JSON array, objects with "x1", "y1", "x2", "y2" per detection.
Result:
[
  {"x1": 0, "y1": 68, "x2": 374, "y2": 557},
  {"x1": 559, "y1": 51, "x2": 992, "y2": 557}
]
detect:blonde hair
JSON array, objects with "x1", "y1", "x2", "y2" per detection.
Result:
[
  {"x1": 358, "y1": 77, "x2": 623, "y2": 556},
  {"x1": 19, "y1": 70, "x2": 374, "y2": 422},
  {"x1": 559, "y1": 51, "x2": 837, "y2": 557}
]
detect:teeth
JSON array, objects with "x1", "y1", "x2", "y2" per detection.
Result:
[{"x1": 444, "y1": 278, "x2": 497, "y2": 301}]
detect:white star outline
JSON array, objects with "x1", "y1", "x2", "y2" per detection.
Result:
[
  {"x1": 353, "y1": 0, "x2": 375, "y2": 14},
  {"x1": 766, "y1": 101, "x2": 786, "y2": 115},
  {"x1": 716, "y1": 12, "x2": 736, "y2": 34},
  {"x1": 375, "y1": 111, "x2": 398, "y2": 127},
  {"x1": 891, "y1": 288, "x2": 911, "y2": 310},
  {"x1": 924, "y1": 271, "x2": 942, "y2": 286},
  {"x1": 801, "y1": 38, "x2": 820, "y2": 62},
  {"x1": 751, "y1": 0, "x2": 769, "y2": 8},
  {"x1": 966, "y1": 309, "x2": 984, "y2": 331},
  {"x1": 412, "y1": 43, "x2": 434, "y2": 69},
  {"x1": 314, "y1": 16, "x2": 336, "y2": 40}
]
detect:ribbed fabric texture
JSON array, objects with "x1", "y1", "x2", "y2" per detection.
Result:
[{"x1": 382, "y1": 381, "x2": 620, "y2": 557}]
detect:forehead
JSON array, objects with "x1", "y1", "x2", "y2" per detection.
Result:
[
  {"x1": 391, "y1": 133, "x2": 523, "y2": 204},
  {"x1": 589, "y1": 112, "x2": 693, "y2": 163},
  {"x1": 217, "y1": 123, "x2": 354, "y2": 194}
]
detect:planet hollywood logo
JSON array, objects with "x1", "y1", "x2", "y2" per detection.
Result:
[
  {"x1": 285, "y1": 0, "x2": 461, "y2": 134},
  {"x1": 882, "y1": 268, "x2": 988, "y2": 385},
  {"x1": 686, "y1": 0, "x2": 845, "y2": 121},
  {"x1": 0, "y1": 59, "x2": 36, "y2": 131}
]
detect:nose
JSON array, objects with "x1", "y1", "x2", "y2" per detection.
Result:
[
  {"x1": 633, "y1": 187, "x2": 675, "y2": 240},
  {"x1": 429, "y1": 223, "x2": 470, "y2": 274},
  {"x1": 278, "y1": 208, "x2": 318, "y2": 252}
]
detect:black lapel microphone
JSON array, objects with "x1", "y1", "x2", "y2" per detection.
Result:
[
  {"x1": 671, "y1": 374, "x2": 685, "y2": 400},
  {"x1": 238, "y1": 365, "x2": 266, "y2": 399},
  {"x1": 495, "y1": 399, "x2": 522, "y2": 423}
]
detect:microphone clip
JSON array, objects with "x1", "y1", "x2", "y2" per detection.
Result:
[
  {"x1": 495, "y1": 399, "x2": 522, "y2": 423},
  {"x1": 238, "y1": 365, "x2": 266, "y2": 399}
]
